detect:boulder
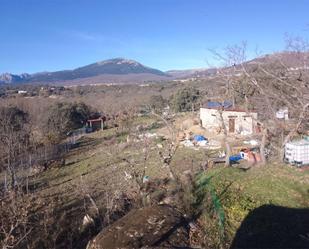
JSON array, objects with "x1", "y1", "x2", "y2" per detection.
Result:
[{"x1": 86, "y1": 205, "x2": 189, "y2": 249}]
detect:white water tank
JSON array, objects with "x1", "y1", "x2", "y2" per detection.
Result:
[{"x1": 285, "y1": 139, "x2": 309, "y2": 166}]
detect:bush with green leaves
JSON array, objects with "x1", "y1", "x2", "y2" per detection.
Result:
[
  {"x1": 170, "y1": 86, "x2": 200, "y2": 112},
  {"x1": 43, "y1": 102, "x2": 93, "y2": 142}
]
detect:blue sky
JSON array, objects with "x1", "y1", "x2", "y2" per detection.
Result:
[{"x1": 0, "y1": 0, "x2": 308, "y2": 74}]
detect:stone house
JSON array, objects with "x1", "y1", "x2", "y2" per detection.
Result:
[{"x1": 200, "y1": 106, "x2": 258, "y2": 135}]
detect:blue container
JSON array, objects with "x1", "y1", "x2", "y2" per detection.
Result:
[{"x1": 229, "y1": 154, "x2": 242, "y2": 163}]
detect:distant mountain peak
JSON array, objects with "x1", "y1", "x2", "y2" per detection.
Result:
[
  {"x1": 0, "y1": 58, "x2": 169, "y2": 85},
  {"x1": 0, "y1": 73, "x2": 30, "y2": 84},
  {"x1": 96, "y1": 58, "x2": 141, "y2": 67}
]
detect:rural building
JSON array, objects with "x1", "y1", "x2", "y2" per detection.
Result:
[
  {"x1": 200, "y1": 102, "x2": 258, "y2": 135},
  {"x1": 18, "y1": 90, "x2": 27, "y2": 94},
  {"x1": 87, "y1": 116, "x2": 106, "y2": 131},
  {"x1": 276, "y1": 107, "x2": 289, "y2": 120}
]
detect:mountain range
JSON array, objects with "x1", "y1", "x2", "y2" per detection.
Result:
[
  {"x1": 1, "y1": 52, "x2": 308, "y2": 85},
  {"x1": 0, "y1": 58, "x2": 171, "y2": 85}
]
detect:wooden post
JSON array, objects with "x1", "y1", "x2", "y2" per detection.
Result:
[{"x1": 101, "y1": 119, "x2": 104, "y2": 130}]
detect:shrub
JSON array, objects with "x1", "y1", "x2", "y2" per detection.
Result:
[
  {"x1": 170, "y1": 86, "x2": 200, "y2": 112},
  {"x1": 42, "y1": 102, "x2": 93, "y2": 142},
  {"x1": 148, "y1": 95, "x2": 166, "y2": 113}
]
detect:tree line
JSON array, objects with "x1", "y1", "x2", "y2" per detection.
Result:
[{"x1": 0, "y1": 102, "x2": 97, "y2": 190}]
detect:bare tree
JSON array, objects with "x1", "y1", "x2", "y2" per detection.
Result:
[
  {"x1": 0, "y1": 191, "x2": 35, "y2": 249},
  {"x1": 0, "y1": 106, "x2": 30, "y2": 188},
  {"x1": 211, "y1": 36, "x2": 309, "y2": 164},
  {"x1": 208, "y1": 43, "x2": 249, "y2": 166}
]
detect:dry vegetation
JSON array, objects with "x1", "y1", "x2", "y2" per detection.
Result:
[{"x1": 1, "y1": 39, "x2": 309, "y2": 249}]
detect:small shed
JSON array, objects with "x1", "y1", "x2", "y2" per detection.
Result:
[
  {"x1": 276, "y1": 107, "x2": 289, "y2": 120},
  {"x1": 87, "y1": 116, "x2": 106, "y2": 131},
  {"x1": 200, "y1": 104, "x2": 258, "y2": 135}
]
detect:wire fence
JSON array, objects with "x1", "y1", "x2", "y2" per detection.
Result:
[{"x1": 1, "y1": 128, "x2": 88, "y2": 194}]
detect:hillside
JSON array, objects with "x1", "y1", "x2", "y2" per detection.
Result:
[
  {"x1": 177, "y1": 51, "x2": 309, "y2": 79},
  {"x1": 2, "y1": 1, "x2": 309, "y2": 249},
  {"x1": 166, "y1": 68, "x2": 211, "y2": 78},
  {"x1": 2, "y1": 114, "x2": 307, "y2": 248},
  {"x1": 246, "y1": 51, "x2": 309, "y2": 68}
]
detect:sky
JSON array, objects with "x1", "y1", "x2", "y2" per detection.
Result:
[{"x1": 0, "y1": 0, "x2": 308, "y2": 74}]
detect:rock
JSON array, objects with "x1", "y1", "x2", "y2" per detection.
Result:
[
  {"x1": 29, "y1": 164, "x2": 45, "y2": 176},
  {"x1": 136, "y1": 125, "x2": 144, "y2": 132},
  {"x1": 157, "y1": 143, "x2": 163, "y2": 149},
  {"x1": 80, "y1": 214, "x2": 95, "y2": 233},
  {"x1": 126, "y1": 135, "x2": 131, "y2": 143},
  {"x1": 86, "y1": 205, "x2": 189, "y2": 249}
]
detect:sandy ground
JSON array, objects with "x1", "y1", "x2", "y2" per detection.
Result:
[{"x1": 157, "y1": 113, "x2": 260, "y2": 145}]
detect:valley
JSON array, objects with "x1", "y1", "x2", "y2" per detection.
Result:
[{"x1": 1, "y1": 2, "x2": 309, "y2": 247}]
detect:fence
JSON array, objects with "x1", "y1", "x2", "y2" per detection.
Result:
[
  {"x1": 1, "y1": 143, "x2": 70, "y2": 192},
  {"x1": 1, "y1": 129, "x2": 87, "y2": 193}
]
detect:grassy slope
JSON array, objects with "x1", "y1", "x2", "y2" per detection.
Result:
[
  {"x1": 207, "y1": 164, "x2": 309, "y2": 207},
  {"x1": 200, "y1": 164, "x2": 309, "y2": 247},
  {"x1": 27, "y1": 115, "x2": 309, "y2": 248}
]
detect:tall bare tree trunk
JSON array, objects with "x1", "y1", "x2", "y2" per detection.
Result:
[
  {"x1": 224, "y1": 139, "x2": 232, "y2": 167},
  {"x1": 259, "y1": 127, "x2": 267, "y2": 165},
  {"x1": 218, "y1": 109, "x2": 231, "y2": 167}
]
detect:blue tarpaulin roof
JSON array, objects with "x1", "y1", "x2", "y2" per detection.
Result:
[
  {"x1": 193, "y1": 135, "x2": 208, "y2": 142},
  {"x1": 206, "y1": 101, "x2": 233, "y2": 109}
]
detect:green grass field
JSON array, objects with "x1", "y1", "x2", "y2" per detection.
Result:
[{"x1": 197, "y1": 163, "x2": 309, "y2": 247}]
